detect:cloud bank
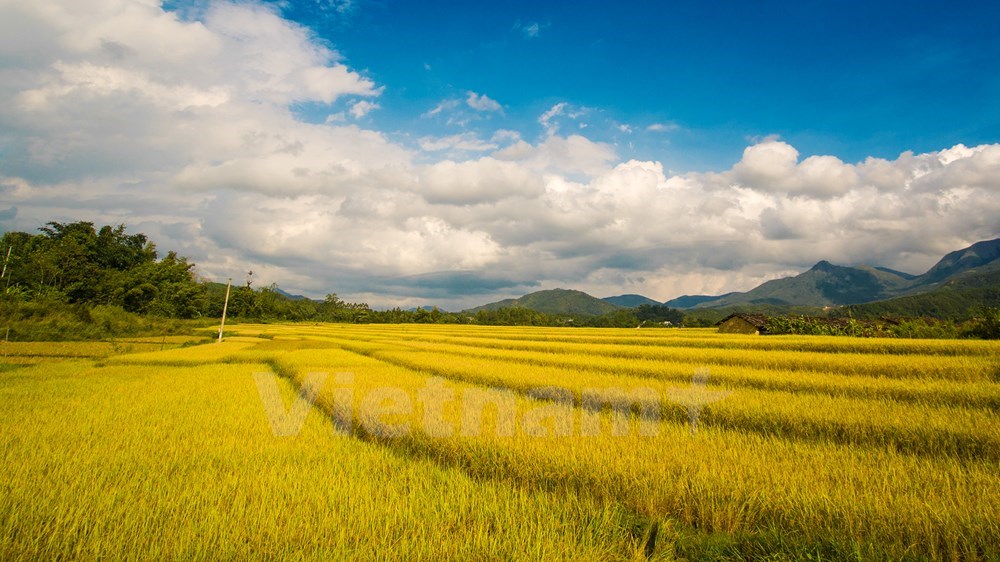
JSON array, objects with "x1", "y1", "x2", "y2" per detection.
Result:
[{"x1": 1, "y1": 0, "x2": 998, "y2": 310}]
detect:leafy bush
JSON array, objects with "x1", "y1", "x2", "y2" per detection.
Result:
[
  {"x1": 764, "y1": 315, "x2": 895, "y2": 337},
  {"x1": 0, "y1": 300, "x2": 212, "y2": 341},
  {"x1": 965, "y1": 307, "x2": 1000, "y2": 339}
]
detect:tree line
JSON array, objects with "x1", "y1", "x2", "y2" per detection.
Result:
[
  {"x1": 2, "y1": 221, "x2": 995, "y2": 339},
  {"x1": 2, "y1": 221, "x2": 205, "y2": 317},
  {"x1": 0, "y1": 221, "x2": 685, "y2": 328}
]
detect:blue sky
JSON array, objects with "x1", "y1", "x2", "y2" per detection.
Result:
[
  {"x1": 271, "y1": 0, "x2": 1000, "y2": 170},
  {"x1": 1, "y1": 0, "x2": 999, "y2": 308}
]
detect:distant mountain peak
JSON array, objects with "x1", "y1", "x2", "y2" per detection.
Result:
[
  {"x1": 603, "y1": 294, "x2": 661, "y2": 308},
  {"x1": 810, "y1": 260, "x2": 836, "y2": 272},
  {"x1": 665, "y1": 293, "x2": 737, "y2": 309},
  {"x1": 918, "y1": 238, "x2": 1000, "y2": 285}
]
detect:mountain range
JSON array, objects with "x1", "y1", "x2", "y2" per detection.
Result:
[
  {"x1": 466, "y1": 238, "x2": 1000, "y2": 317},
  {"x1": 681, "y1": 238, "x2": 1000, "y2": 309}
]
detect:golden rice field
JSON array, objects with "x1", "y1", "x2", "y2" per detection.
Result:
[{"x1": 1, "y1": 324, "x2": 998, "y2": 561}]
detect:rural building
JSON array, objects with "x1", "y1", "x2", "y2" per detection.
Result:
[{"x1": 715, "y1": 313, "x2": 769, "y2": 335}]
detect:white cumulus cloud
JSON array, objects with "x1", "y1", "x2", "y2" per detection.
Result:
[
  {"x1": 418, "y1": 133, "x2": 497, "y2": 153},
  {"x1": 466, "y1": 91, "x2": 502, "y2": 113},
  {"x1": 349, "y1": 99, "x2": 380, "y2": 119}
]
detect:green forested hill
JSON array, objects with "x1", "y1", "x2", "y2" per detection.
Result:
[
  {"x1": 467, "y1": 288, "x2": 621, "y2": 316},
  {"x1": 602, "y1": 294, "x2": 661, "y2": 307},
  {"x1": 846, "y1": 265, "x2": 1000, "y2": 320}
]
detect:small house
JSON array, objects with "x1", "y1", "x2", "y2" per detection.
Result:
[{"x1": 715, "y1": 313, "x2": 769, "y2": 335}]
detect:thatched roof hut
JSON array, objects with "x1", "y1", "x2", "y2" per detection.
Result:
[{"x1": 715, "y1": 313, "x2": 769, "y2": 335}]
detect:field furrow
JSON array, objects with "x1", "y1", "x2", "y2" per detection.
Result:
[
  {"x1": 357, "y1": 347, "x2": 1000, "y2": 460},
  {"x1": 305, "y1": 329, "x2": 997, "y2": 381}
]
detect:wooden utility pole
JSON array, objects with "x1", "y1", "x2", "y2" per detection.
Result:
[
  {"x1": 218, "y1": 278, "x2": 232, "y2": 343},
  {"x1": 2, "y1": 246, "x2": 11, "y2": 352},
  {"x1": 1, "y1": 245, "x2": 11, "y2": 288}
]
